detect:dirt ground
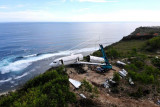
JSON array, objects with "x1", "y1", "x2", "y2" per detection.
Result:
[{"x1": 66, "y1": 65, "x2": 158, "y2": 107}]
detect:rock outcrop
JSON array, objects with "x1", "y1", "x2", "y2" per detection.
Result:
[{"x1": 122, "y1": 27, "x2": 160, "y2": 41}]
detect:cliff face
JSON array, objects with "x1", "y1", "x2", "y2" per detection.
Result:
[{"x1": 122, "y1": 27, "x2": 160, "y2": 41}]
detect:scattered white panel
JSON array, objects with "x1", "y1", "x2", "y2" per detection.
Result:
[
  {"x1": 69, "y1": 78, "x2": 81, "y2": 88},
  {"x1": 117, "y1": 61, "x2": 126, "y2": 66},
  {"x1": 79, "y1": 94, "x2": 86, "y2": 99}
]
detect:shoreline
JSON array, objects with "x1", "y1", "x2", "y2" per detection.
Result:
[
  {"x1": 0, "y1": 47, "x2": 103, "y2": 96},
  {"x1": 0, "y1": 89, "x2": 16, "y2": 96}
]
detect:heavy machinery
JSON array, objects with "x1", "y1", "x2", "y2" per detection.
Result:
[{"x1": 96, "y1": 44, "x2": 112, "y2": 72}]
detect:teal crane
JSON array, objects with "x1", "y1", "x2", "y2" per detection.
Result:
[{"x1": 99, "y1": 44, "x2": 112, "y2": 70}]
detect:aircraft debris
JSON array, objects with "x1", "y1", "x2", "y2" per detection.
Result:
[
  {"x1": 129, "y1": 77, "x2": 134, "y2": 85},
  {"x1": 116, "y1": 61, "x2": 126, "y2": 67},
  {"x1": 69, "y1": 78, "x2": 81, "y2": 89},
  {"x1": 79, "y1": 94, "x2": 86, "y2": 99},
  {"x1": 119, "y1": 71, "x2": 127, "y2": 77},
  {"x1": 157, "y1": 100, "x2": 160, "y2": 105},
  {"x1": 103, "y1": 79, "x2": 109, "y2": 88},
  {"x1": 122, "y1": 69, "x2": 128, "y2": 75}
]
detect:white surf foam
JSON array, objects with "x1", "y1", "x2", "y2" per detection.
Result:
[
  {"x1": 23, "y1": 54, "x2": 37, "y2": 58},
  {"x1": 0, "y1": 47, "x2": 98, "y2": 74},
  {"x1": 0, "y1": 78, "x2": 12, "y2": 83},
  {"x1": 0, "y1": 51, "x2": 70, "y2": 74},
  {"x1": 10, "y1": 81, "x2": 15, "y2": 84},
  {"x1": 14, "y1": 72, "x2": 29, "y2": 80}
]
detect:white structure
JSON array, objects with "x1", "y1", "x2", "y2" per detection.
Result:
[
  {"x1": 119, "y1": 71, "x2": 127, "y2": 77},
  {"x1": 116, "y1": 61, "x2": 126, "y2": 66},
  {"x1": 69, "y1": 78, "x2": 81, "y2": 88},
  {"x1": 104, "y1": 80, "x2": 109, "y2": 88},
  {"x1": 76, "y1": 61, "x2": 105, "y2": 66},
  {"x1": 118, "y1": 69, "x2": 128, "y2": 77},
  {"x1": 89, "y1": 56, "x2": 104, "y2": 63},
  {"x1": 129, "y1": 77, "x2": 134, "y2": 85},
  {"x1": 122, "y1": 69, "x2": 128, "y2": 75},
  {"x1": 50, "y1": 54, "x2": 83, "y2": 67},
  {"x1": 79, "y1": 94, "x2": 86, "y2": 99}
]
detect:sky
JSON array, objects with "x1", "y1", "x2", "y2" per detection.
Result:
[{"x1": 0, "y1": 0, "x2": 160, "y2": 22}]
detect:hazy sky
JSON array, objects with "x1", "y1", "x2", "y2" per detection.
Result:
[{"x1": 0, "y1": 0, "x2": 160, "y2": 22}]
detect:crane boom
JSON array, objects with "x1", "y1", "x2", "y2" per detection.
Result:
[{"x1": 99, "y1": 44, "x2": 112, "y2": 69}]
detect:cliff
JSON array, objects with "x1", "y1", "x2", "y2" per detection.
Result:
[{"x1": 122, "y1": 27, "x2": 160, "y2": 40}]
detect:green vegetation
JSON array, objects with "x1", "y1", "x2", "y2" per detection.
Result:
[
  {"x1": 106, "y1": 40, "x2": 146, "y2": 54},
  {"x1": 106, "y1": 48, "x2": 121, "y2": 59},
  {"x1": 125, "y1": 58, "x2": 160, "y2": 84},
  {"x1": 131, "y1": 27, "x2": 160, "y2": 35},
  {"x1": 93, "y1": 40, "x2": 147, "y2": 58},
  {"x1": 81, "y1": 79, "x2": 98, "y2": 94},
  {"x1": 93, "y1": 34, "x2": 160, "y2": 87},
  {"x1": 81, "y1": 80, "x2": 93, "y2": 92},
  {"x1": 145, "y1": 36, "x2": 160, "y2": 52},
  {"x1": 113, "y1": 72, "x2": 120, "y2": 82},
  {"x1": 152, "y1": 58, "x2": 160, "y2": 68},
  {"x1": 0, "y1": 66, "x2": 76, "y2": 107},
  {"x1": 129, "y1": 87, "x2": 143, "y2": 98},
  {"x1": 93, "y1": 35, "x2": 160, "y2": 85}
]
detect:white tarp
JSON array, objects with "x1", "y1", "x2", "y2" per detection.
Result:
[{"x1": 69, "y1": 78, "x2": 81, "y2": 88}]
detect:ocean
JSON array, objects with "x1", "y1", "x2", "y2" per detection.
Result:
[{"x1": 0, "y1": 22, "x2": 160, "y2": 93}]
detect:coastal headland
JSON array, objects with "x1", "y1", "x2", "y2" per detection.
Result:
[{"x1": 0, "y1": 27, "x2": 160, "y2": 107}]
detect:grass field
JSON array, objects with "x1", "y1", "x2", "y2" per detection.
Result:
[{"x1": 107, "y1": 40, "x2": 147, "y2": 53}]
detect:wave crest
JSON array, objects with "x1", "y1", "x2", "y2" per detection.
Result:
[{"x1": 0, "y1": 47, "x2": 98, "y2": 74}]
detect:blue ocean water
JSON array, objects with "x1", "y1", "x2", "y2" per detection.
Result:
[{"x1": 0, "y1": 22, "x2": 160, "y2": 93}]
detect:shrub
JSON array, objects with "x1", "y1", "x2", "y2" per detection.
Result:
[
  {"x1": 152, "y1": 58, "x2": 160, "y2": 68},
  {"x1": 93, "y1": 48, "x2": 121, "y2": 59},
  {"x1": 81, "y1": 80, "x2": 93, "y2": 92},
  {"x1": 113, "y1": 72, "x2": 120, "y2": 82},
  {"x1": 145, "y1": 36, "x2": 160, "y2": 51},
  {"x1": 130, "y1": 48, "x2": 137, "y2": 56},
  {"x1": 129, "y1": 87, "x2": 143, "y2": 98},
  {"x1": 106, "y1": 48, "x2": 120, "y2": 59},
  {"x1": 127, "y1": 65, "x2": 160, "y2": 84},
  {"x1": 125, "y1": 64, "x2": 138, "y2": 72},
  {"x1": 92, "y1": 50, "x2": 102, "y2": 57},
  {"x1": 0, "y1": 67, "x2": 76, "y2": 107}
]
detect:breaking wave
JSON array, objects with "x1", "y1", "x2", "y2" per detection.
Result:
[
  {"x1": 0, "y1": 47, "x2": 98, "y2": 74},
  {"x1": 23, "y1": 54, "x2": 37, "y2": 58},
  {"x1": 0, "y1": 78, "x2": 12, "y2": 83},
  {"x1": 14, "y1": 72, "x2": 29, "y2": 80}
]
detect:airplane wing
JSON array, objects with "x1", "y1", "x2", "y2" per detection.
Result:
[{"x1": 75, "y1": 61, "x2": 106, "y2": 66}]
